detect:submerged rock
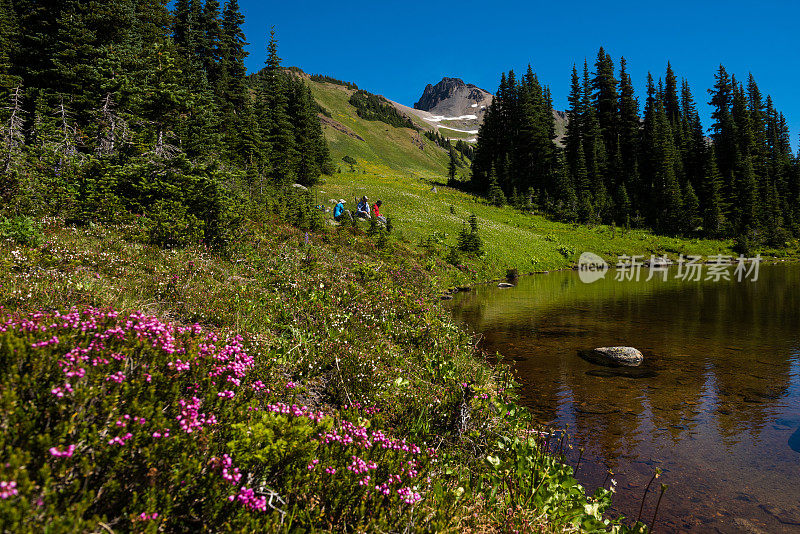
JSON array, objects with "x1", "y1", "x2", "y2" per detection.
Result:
[
  {"x1": 580, "y1": 346, "x2": 644, "y2": 367},
  {"x1": 497, "y1": 282, "x2": 514, "y2": 288},
  {"x1": 789, "y1": 426, "x2": 800, "y2": 453}
]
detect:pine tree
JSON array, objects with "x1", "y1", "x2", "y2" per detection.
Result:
[
  {"x1": 708, "y1": 65, "x2": 737, "y2": 183},
  {"x1": 221, "y1": 0, "x2": 248, "y2": 107},
  {"x1": 173, "y1": 0, "x2": 192, "y2": 50},
  {"x1": 615, "y1": 182, "x2": 631, "y2": 227},
  {"x1": 0, "y1": 0, "x2": 20, "y2": 92},
  {"x1": 679, "y1": 79, "x2": 705, "y2": 193},
  {"x1": 617, "y1": 57, "x2": 640, "y2": 200},
  {"x1": 735, "y1": 153, "x2": 759, "y2": 237},
  {"x1": 448, "y1": 146, "x2": 457, "y2": 185},
  {"x1": 664, "y1": 62, "x2": 681, "y2": 126},
  {"x1": 259, "y1": 27, "x2": 297, "y2": 185},
  {"x1": 582, "y1": 60, "x2": 606, "y2": 188},
  {"x1": 681, "y1": 181, "x2": 701, "y2": 233},
  {"x1": 201, "y1": 0, "x2": 223, "y2": 93},
  {"x1": 702, "y1": 148, "x2": 727, "y2": 236},
  {"x1": 564, "y1": 65, "x2": 584, "y2": 184},
  {"x1": 591, "y1": 48, "x2": 618, "y2": 156},
  {"x1": 553, "y1": 153, "x2": 577, "y2": 221},
  {"x1": 135, "y1": 43, "x2": 190, "y2": 156},
  {"x1": 487, "y1": 165, "x2": 505, "y2": 206}
]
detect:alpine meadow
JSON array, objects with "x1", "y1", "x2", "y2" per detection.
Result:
[{"x1": 1, "y1": 1, "x2": 799, "y2": 533}]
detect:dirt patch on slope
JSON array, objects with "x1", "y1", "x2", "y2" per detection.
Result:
[{"x1": 318, "y1": 114, "x2": 365, "y2": 141}]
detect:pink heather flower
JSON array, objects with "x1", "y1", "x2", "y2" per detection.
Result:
[
  {"x1": 105, "y1": 371, "x2": 126, "y2": 384},
  {"x1": 108, "y1": 433, "x2": 133, "y2": 446},
  {"x1": 397, "y1": 487, "x2": 422, "y2": 504},
  {"x1": 285, "y1": 381, "x2": 295, "y2": 389},
  {"x1": 0, "y1": 481, "x2": 18, "y2": 499},
  {"x1": 49, "y1": 445, "x2": 76, "y2": 458},
  {"x1": 217, "y1": 390, "x2": 235, "y2": 399},
  {"x1": 50, "y1": 387, "x2": 64, "y2": 398},
  {"x1": 137, "y1": 512, "x2": 159, "y2": 521},
  {"x1": 307, "y1": 459, "x2": 319, "y2": 470}
]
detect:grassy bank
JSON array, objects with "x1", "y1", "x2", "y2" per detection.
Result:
[
  {"x1": 0, "y1": 216, "x2": 646, "y2": 532},
  {"x1": 316, "y1": 171, "x2": 743, "y2": 281}
]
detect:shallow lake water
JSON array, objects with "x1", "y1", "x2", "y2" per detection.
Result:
[{"x1": 448, "y1": 264, "x2": 800, "y2": 533}]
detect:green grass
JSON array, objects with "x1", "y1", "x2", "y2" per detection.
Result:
[{"x1": 317, "y1": 172, "x2": 735, "y2": 279}]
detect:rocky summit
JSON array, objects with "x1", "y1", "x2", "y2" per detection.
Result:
[{"x1": 413, "y1": 77, "x2": 493, "y2": 118}]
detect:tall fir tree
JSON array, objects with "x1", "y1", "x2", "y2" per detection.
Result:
[
  {"x1": 617, "y1": 57, "x2": 640, "y2": 202},
  {"x1": 591, "y1": 47, "x2": 618, "y2": 158},
  {"x1": 259, "y1": 27, "x2": 297, "y2": 185}
]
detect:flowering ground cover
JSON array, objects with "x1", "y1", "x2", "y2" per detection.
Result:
[{"x1": 0, "y1": 217, "x2": 645, "y2": 532}]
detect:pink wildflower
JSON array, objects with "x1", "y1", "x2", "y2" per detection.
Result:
[{"x1": 0, "y1": 481, "x2": 18, "y2": 499}]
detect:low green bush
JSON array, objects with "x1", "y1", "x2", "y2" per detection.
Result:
[{"x1": 0, "y1": 216, "x2": 43, "y2": 247}]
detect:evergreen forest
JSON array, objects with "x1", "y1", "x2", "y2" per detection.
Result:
[
  {"x1": 0, "y1": 0, "x2": 331, "y2": 246},
  {"x1": 471, "y1": 48, "x2": 800, "y2": 249}
]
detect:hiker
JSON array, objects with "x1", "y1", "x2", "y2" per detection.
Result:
[
  {"x1": 355, "y1": 196, "x2": 371, "y2": 219},
  {"x1": 333, "y1": 199, "x2": 352, "y2": 222},
  {"x1": 372, "y1": 200, "x2": 386, "y2": 224}
]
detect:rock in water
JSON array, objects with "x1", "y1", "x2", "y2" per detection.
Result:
[
  {"x1": 497, "y1": 282, "x2": 514, "y2": 288},
  {"x1": 580, "y1": 347, "x2": 644, "y2": 367},
  {"x1": 789, "y1": 426, "x2": 800, "y2": 453}
]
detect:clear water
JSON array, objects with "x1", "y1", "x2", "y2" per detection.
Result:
[{"x1": 448, "y1": 264, "x2": 800, "y2": 532}]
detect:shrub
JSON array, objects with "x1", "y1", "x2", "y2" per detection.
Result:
[
  {"x1": 457, "y1": 214, "x2": 483, "y2": 256},
  {"x1": 0, "y1": 216, "x2": 44, "y2": 247},
  {"x1": 143, "y1": 199, "x2": 205, "y2": 247},
  {"x1": 0, "y1": 308, "x2": 443, "y2": 532}
]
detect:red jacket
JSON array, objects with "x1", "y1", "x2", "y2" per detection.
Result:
[{"x1": 372, "y1": 203, "x2": 381, "y2": 217}]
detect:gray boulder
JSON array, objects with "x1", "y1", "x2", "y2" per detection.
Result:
[{"x1": 581, "y1": 347, "x2": 644, "y2": 367}]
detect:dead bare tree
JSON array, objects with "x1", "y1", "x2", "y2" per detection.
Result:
[
  {"x1": 151, "y1": 122, "x2": 180, "y2": 159},
  {"x1": 55, "y1": 98, "x2": 77, "y2": 157},
  {"x1": 2, "y1": 84, "x2": 25, "y2": 175},
  {"x1": 95, "y1": 93, "x2": 129, "y2": 156}
]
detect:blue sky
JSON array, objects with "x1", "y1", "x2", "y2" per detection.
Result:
[{"x1": 237, "y1": 0, "x2": 799, "y2": 149}]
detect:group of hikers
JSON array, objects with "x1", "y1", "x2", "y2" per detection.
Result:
[{"x1": 333, "y1": 196, "x2": 386, "y2": 224}]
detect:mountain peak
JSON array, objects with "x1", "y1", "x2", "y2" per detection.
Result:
[{"x1": 413, "y1": 77, "x2": 492, "y2": 116}]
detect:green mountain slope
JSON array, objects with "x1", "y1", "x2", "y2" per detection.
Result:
[{"x1": 307, "y1": 79, "x2": 450, "y2": 178}]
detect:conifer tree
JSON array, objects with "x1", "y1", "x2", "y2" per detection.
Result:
[
  {"x1": 564, "y1": 65, "x2": 583, "y2": 184},
  {"x1": 679, "y1": 79, "x2": 705, "y2": 193},
  {"x1": 201, "y1": 0, "x2": 223, "y2": 93},
  {"x1": 582, "y1": 61, "x2": 606, "y2": 188},
  {"x1": 617, "y1": 57, "x2": 640, "y2": 198},
  {"x1": 173, "y1": 0, "x2": 192, "y2": 50},
  {"x1": 591, "y1": 48, "x2": 618, "y2": 156},
  {"x1": 487, "y1": 165, "x2": 505, "y2": 206},
  {"x1": 664, "y1": 62, "x2": 681, "y2": 126},
  {"x1": 708, "y1": 65, "x2": 737, "y2": 182},
  {"x1": 259, "y1": 27, "x2": 297, "y2": 185},
  {"x1": 221, "y1": 0, "x2": 248, "y2": 107},
  {"x1": 681, "y1": 181, "x2": 701, "y2": 233},
  {"x1": 702, "y1": 147, "x2": 727, "y2": 236},
  {"x1": 0, "y1": 0, "x2": 19, "y2": 92},
  {"x1": 448, "y1": 146, "x2": 457, "y2": 185}
]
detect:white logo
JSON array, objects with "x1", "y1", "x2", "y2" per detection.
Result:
[{"x1": 578, "y1": 252, "x2": 609, "y2": 284}]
